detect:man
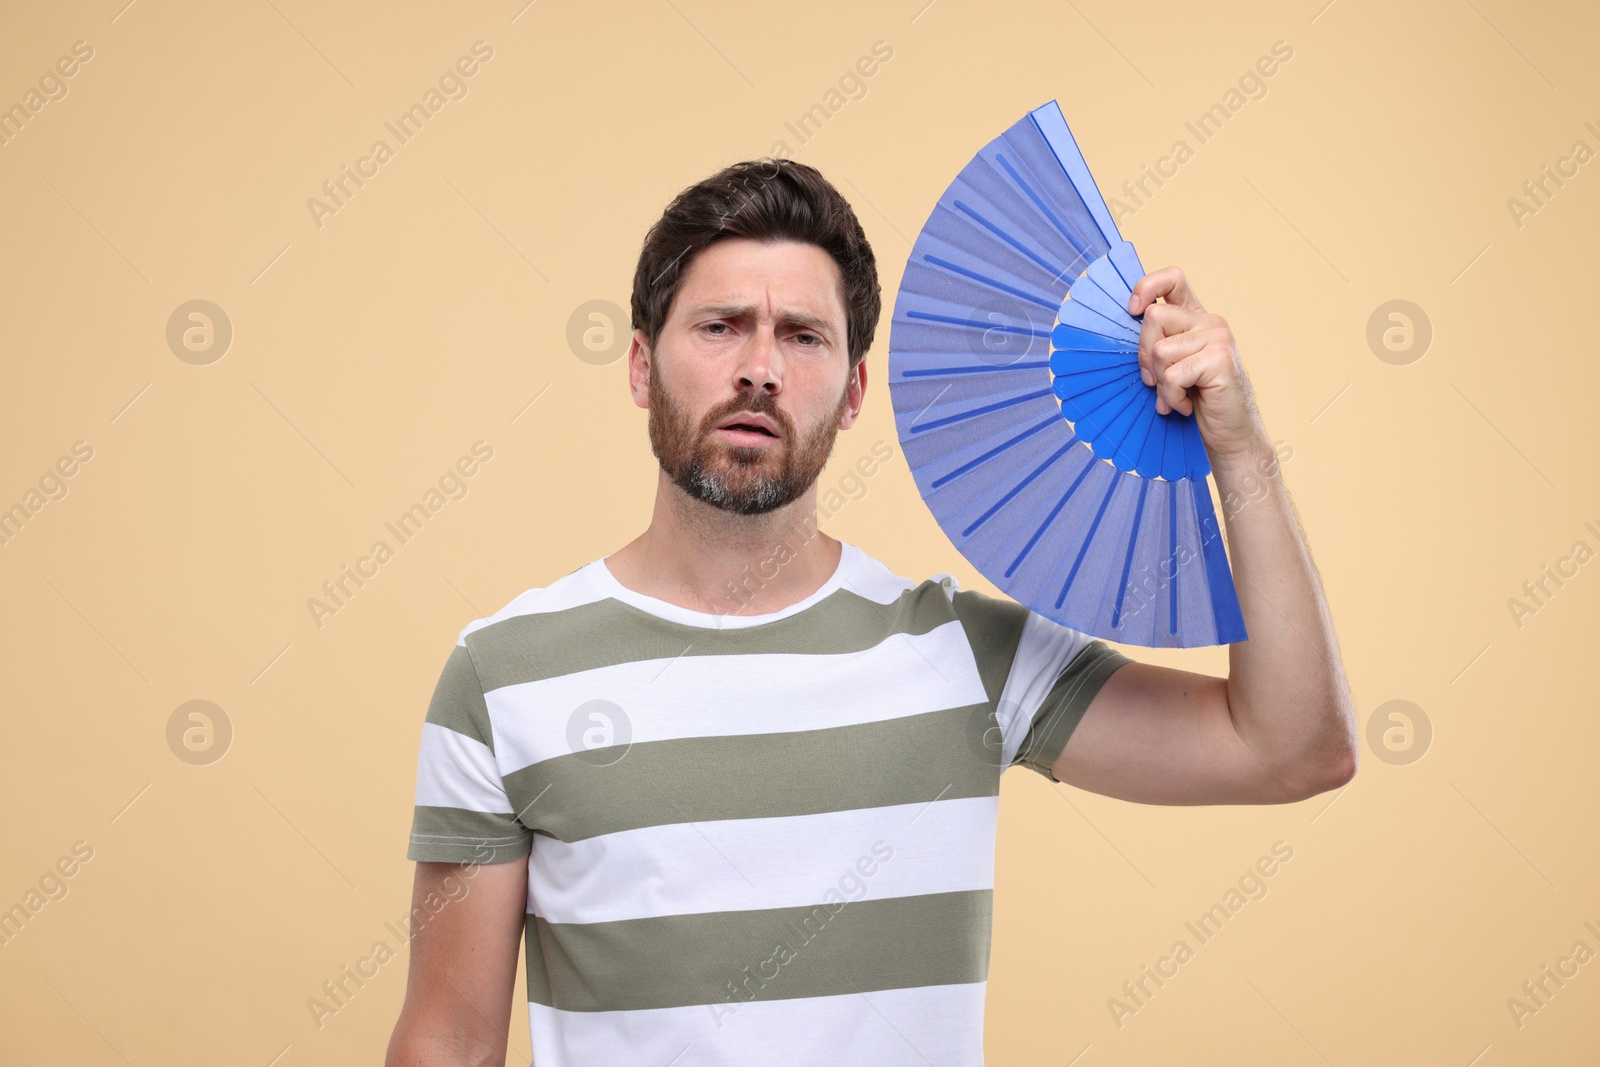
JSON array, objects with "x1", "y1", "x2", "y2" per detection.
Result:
[{"x1": 386, "y1": 159, "x2": 1355, "y2": 1066}]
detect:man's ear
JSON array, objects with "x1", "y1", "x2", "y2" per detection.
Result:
[
  {"x1": 837, "y1": 357, "x2": 867, "y2": 430},
  {"x1": 628, "y1": 329, "x2": 651, "y2": 410}
]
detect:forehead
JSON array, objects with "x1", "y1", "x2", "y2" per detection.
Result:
[{"x1": 672, "y1": 238, "x2": 845, "y2": 325}]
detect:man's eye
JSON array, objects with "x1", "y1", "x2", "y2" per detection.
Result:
[
  {"x1": 704, "y1": 322, "x2": 730, "y2": 335},
  {"x1": 795, "y1": 333, "x2": 820, "y2": 346}
]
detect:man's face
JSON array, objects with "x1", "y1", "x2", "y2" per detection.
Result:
[{"x1": 630, "y1": 238, "x2": 864, "y2": 515}]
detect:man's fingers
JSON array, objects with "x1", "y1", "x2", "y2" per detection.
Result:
[
  {"x1": 1160, "y1": 354, "x2": 1204, "y2": 416},
  {"x1": 1127, "y1": 266, "x2": 1204, "y2": 315},
  {"x1": 1145, "y1": 329, "x2": 1203, "y2": 391},
  {"x1": 1137, "y1": 303, "x2": 1207, "y2": 386},
  {"x1": 1151, "y1": 329, "x2": 1212, "y2": 368},
  {"x1": 1150, "y1": 335, "x2": 1229, "y2": 416},
  {"x1": 1163, "y1": 344, "x2": 1232, "y2": 416}
]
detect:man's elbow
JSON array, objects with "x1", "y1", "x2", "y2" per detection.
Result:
[
  {"x1": 1275, "y1": 725, "x2": 1359, "y2": 803},
  {"x1": 386, "y1": 1022, "x2": 507, "y2": 1067},
  {"x1": 1303, "y1": 742, "x2": 1358, "y2": 799}
]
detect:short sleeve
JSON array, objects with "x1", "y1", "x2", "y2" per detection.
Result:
[
  {"x1": 1001, "y1": 613, "x2": 1133, "y2": 780},
  {"x1": 951, "y1": 587, "x2": 1134, "y2": 782},
  {"x1": 406, "y1": 639, "x2": 534, "y2": 864}
]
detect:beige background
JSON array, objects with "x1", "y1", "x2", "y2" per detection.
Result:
[{"x1": 1, "y1": 0, "x2": 1596, "y2": 1063}]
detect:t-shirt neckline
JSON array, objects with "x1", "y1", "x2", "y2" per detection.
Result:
[{"x1": 590, "y1": 541, "x2": 859, "y2": 629}]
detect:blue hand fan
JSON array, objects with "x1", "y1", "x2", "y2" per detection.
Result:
[{"x1": 887, "y1": 99, "x2": 1248, "y2": 648}]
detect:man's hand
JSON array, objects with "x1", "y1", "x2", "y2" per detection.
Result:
[
  {"x1": 1048, "y1": 264, "x2": 1358, "y2": 804},
  {"x1": 1126, "y1": 266, "x2": 1266, "y2": 464}
]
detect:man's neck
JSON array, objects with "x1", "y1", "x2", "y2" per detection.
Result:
[{"x1": 603, "y1": 473, "x2": 842, "y2": 618}]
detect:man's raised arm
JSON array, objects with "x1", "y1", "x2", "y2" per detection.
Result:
[{"x1": 1050, "y1": 265, "x2": 1357, "y2": 805}]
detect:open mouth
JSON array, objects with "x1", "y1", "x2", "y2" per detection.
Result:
[{"x1": 720, "y1": 421, "x2": 778, "y2": 437}]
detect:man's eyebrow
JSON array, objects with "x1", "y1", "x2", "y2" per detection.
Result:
[{"x1": 688, "y1": 302, "x2": 836, "y2": 334}]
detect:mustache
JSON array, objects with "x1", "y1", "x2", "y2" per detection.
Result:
[{"x1": 703, "y1": 396, "x2": 792, "y2": 436}]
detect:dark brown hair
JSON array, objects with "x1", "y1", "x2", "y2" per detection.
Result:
[{"x1": 630, "y1": 158, "x2": 881, "y2": 373}]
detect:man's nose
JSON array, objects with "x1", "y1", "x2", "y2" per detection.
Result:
[{"x1": 736, "y1": 324, "x2": 783, "y2": 393}]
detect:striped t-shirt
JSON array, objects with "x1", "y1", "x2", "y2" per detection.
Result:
[{"x1": 407, "y1": 539, "x2": 1131, "y2": 1066}]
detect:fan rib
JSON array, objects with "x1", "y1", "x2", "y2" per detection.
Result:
[
  {"x1": 1135, "y1": 415, "x2": 1168, "y2": 479},
  {"x1": 1082, "y1": 382, "x2": 1147, "y2": 460},
  {"x1": 931, "y1": 415, "x2": 1057, "y2": 490},
  {"x1": 922, "y1": 253, "x2": 1058, "y2": 312},
  {"x1": 1062, "y1": 297, "x2": 1138, "y2": 340},
  {"x1": 1168, "y1": 494, "x2": 1179, "y2": 634},
  {"x1": 1056, "y1": 367, "x2": 1143, "y2": 407},
  {"x1": 1114, "y1": 400, "x2": 1160, "y2": 472},
  {"x1": 1191, "y1": 479, "x2": 1248, "y2": 643},
  {"x1": 1178, "y1": 413, "x2": 1211, "y2": 479},
  {"x1": 1026, "y1": 105, "x2": 1119, "y2": 251},
  {"x1": 1111, "y1": 478, "x2": 1151, "y2": 628},
  {"x1": 1062, "y1": 377, "x2": 1143, "y2": 438},
  {"x1": 951, "y1": 198, "x2": 1069, "y2": 280},
  {"x1": 1052, "y1": 322, "x2": 1135, "y2": 352},
  {"x1": 1095, "y1": 382, "x2": 1158, "y2": 466},
  {"x1": 964, "y1": 436, "x2": 1079, "y2": 539},
  {"x1": 901, "y1": 360, "x2": 1050, "y2": 379},
  {"x1": 1051, "y1": 347, "x2": 1138, "y2": 368},
  {"x1": 993, "y1": 152, "x2": 1091, "y2": 262},
  {"x1": 1004, "y1": 453, "x2": 1097, "y2": 578},
  {"x1": 1055, "y1": 472, "x2": 1120, "y2": 609},
  {"x1": 912, "y1": 386, "x2": 1054, "y2": 435},
  {"x1": 906, "y1": 309, "x2": 1053, "y2": 340}
]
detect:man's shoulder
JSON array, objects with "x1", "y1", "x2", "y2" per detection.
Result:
[
  {"x1": 846, "y1": 545, "x2": 1038, "y2": 653},
  {"x1": 453, "y1": 557, "x2": 607, "y2": 648},
  {"x1": 844, "y1": 543, "x2": 969, "y2": 616},
  {"x1": 853, "y1": 545, "x2": 1022, "y2": 617}
]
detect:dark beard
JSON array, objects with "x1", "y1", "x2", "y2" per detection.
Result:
[{"x1": 646, "y1": 359, "x2": 848, "y2": 515}]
